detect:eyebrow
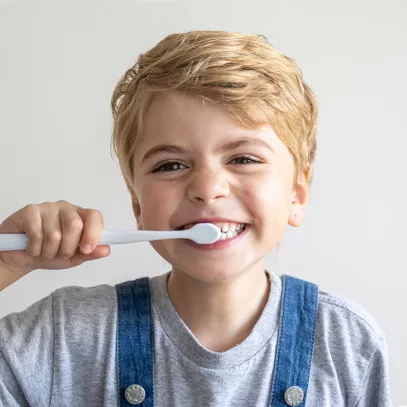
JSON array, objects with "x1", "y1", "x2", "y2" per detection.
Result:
[
  {"x1": 142, "y1": 145, "x2": 189, "y2": 164},
  {"x1": 141, "y1": 137, "x2": 276, "y2": 164},
  {"x1": 221, "y1": 138, "x2": 276, "y2": 154}
]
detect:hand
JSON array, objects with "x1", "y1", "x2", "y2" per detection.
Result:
[{"x1": 0, "y1": 200, "x2": 110, "y2": 277}]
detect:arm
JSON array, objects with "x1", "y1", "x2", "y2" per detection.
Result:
[{"x1": 353, "y1": 336, "x2": 392, "y2": 407}]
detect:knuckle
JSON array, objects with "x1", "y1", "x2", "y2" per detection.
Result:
[
  {"x1": 24, "y1": 203, "x2": 38, "y2": 214},
  {"x1": 67, "y1": 217, "x2": 83, "y2": 231},
  {"x1": 45, "y1": 229, "x2": 62, "y2": 242},
  {"x1": 90, "y1": 209, "x2": 102, "y2": 219}
]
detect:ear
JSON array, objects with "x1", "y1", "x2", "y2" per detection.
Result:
[
  {"x1": 130, "y1": 190, "x2": 143, "y2": 230},
  {"x1": 288, "y1": 166, "x2": 310, "y2": 227}
]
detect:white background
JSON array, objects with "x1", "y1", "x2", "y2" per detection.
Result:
[{"x1": 0, "y1": 0, "x2": 405, "y2": 404}]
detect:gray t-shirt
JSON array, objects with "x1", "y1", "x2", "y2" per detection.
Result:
[{"x1": 0, "y1": 270, "x2": 392, "y2": 406}]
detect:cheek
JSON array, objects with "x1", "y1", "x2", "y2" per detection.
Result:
[
  {"x1": 241, "y1": 173, "x2": 280, "y2": 208},
  {"x1": 241, "y1": 173, "x2": 288, "y2": 223},
  {"x1": 138, "y1": 181, "x2": 180, "y2": 228}
]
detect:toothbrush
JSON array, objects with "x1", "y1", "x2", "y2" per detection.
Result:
[{"x1": 0, "y1": 223, "x2": 222, "y2": 252}]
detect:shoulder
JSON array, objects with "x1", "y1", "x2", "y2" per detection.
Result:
[
  {"x1": 0, "y1": 283, "x2": 118, "y2": 345},
  {"x1": 281, "y1": 273, "x2": 385, "y2": 342},
  {"x1": 50, "y1": 283, "x2": 118, "y2": 333},
  {"x1": 51, "y1": 282, "x2": 117, "y2": 311},
  {"x1": 317, "y1": 288, "x2": 385, "y2": 341},
  {"x1": 309, "y1": 285, "x2": 388, "y2": 404}
]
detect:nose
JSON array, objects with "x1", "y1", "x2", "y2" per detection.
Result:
[{"x1": 186, "y1": 168, "x2": 230, "y2": 204}]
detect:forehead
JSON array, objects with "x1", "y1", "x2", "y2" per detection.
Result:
[
  {"x1": 134, "y1": 90, "x2": 292, "y2": 163},
  {"x1": 142, "y1": 90, "x2": 237, "y2": 141}
]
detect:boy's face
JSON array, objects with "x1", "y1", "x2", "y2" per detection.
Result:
[{"x1": 131, "y1": 90, "x2": 309, "y2": 282}]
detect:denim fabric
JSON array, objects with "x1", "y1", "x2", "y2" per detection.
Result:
[
  {"x1": 269, "y1": 275, "x2": 319, "y2": 406},
  {"x1": 115, "y1": 274, "x2": 318, "y2": 407},
  {"x1": 116, "y1": 278, "x2": 154, "y2": 407}
]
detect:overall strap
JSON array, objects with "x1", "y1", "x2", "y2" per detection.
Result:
[
  {"x1": 269, "y1": 275, "x2": 319, "y2": 407},
  {"x1": 115, "y1": 278, "x2": 154, "y2": 407}
]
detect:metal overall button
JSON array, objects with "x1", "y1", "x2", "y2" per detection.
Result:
[
  {"x1": 124, "y1": 384, "x2": 146, "y2": 405},
  {"x1": 284, "y1": 385, "x2": 304, "y2": 406}
]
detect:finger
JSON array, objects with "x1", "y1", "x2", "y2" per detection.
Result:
[
  {"x1": 76, "y1": 208, "x2": 104, "y2": 254},
  {"x1": 22, "y1": 204, "x2": 44, "y2": 257},
  {"x1": 58, "y1": 209, "x2": 84, "y2": 258},
  {"x1": 69, "y1": 245, "x2": 111, "y2": 267},
  {"x1": 40, "y1": 203, "x2": 63, "y2": 259}
]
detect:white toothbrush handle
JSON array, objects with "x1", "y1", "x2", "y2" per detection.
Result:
[
  {"x1": 0, "y1": 230, "x2": 189, "y2": 251},
  {"x1": 0, "y1": 234, "x2": 28, "y2": 251},
  {"x1": 98, "y1": 229, "x2": 187, "y2": 245}
]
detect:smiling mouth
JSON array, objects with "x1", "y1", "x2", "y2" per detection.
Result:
[{"x1": 176, "y1": 222, "x2": 248, "y2": 241}]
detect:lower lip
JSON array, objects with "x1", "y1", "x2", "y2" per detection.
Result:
[{"x1": 183, "y1": 225, "x2": 249, "y2": 250}]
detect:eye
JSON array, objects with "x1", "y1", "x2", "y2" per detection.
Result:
[
  {"x1": 229, "y1": 155, "x2": 261, "y2": 165},
  {"x1": 152, "y1": 161, "x2": 187, "y2": 173}
]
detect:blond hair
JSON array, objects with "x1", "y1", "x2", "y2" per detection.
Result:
[{"x1": 110, "y1": 31, "x2": 318, "y2": 195}]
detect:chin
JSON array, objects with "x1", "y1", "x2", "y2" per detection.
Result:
[
  {"x1": 153, "y1": 243, "x2": 264, "y2": 282},
  {"x1": 172, "y1": 261, "x2": 252, "y2": 283}
]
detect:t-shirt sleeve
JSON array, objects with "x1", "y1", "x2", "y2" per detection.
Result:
[
  {"x1": 0, "y1": 293, "x2": 54, "y2": 407},
  {"x1": 353, "y1": 336, "x2": 392, "y2": 407}
]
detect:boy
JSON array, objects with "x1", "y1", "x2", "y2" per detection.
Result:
[{"x1": 0, "y1": 31, "x2": 392, "y2": 406}]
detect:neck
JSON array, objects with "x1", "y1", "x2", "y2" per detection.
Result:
[{"x1": 167, "y1": 263, "x2": 271, "y2": 352}]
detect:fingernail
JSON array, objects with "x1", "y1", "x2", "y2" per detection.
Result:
[{"x1": 81, "y1": 245, "x2": 92, "y2": 254}]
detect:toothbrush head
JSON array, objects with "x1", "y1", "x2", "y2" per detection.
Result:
[{"x1": 187, "y1": 223, "x2": 222, "y2": 244}]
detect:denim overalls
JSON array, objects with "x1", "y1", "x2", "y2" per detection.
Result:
[{"x1": 115, "y1": 274, "x2": 319, "y2": 407}]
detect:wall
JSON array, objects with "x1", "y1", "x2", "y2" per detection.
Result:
[{"x1": 0, "y1": 0, "x2": 405, "y2": 403}]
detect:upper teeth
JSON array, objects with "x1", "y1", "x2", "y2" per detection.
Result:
[
  {"x1": 181, "y1": 222, "x2": 246, "y2": 240},
  {"x1": 219, "y1": 224, "x2": 245, "y2": 240},
  {"x1": 220, "y1": 223, "x2": 243, "y2": 233}
]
